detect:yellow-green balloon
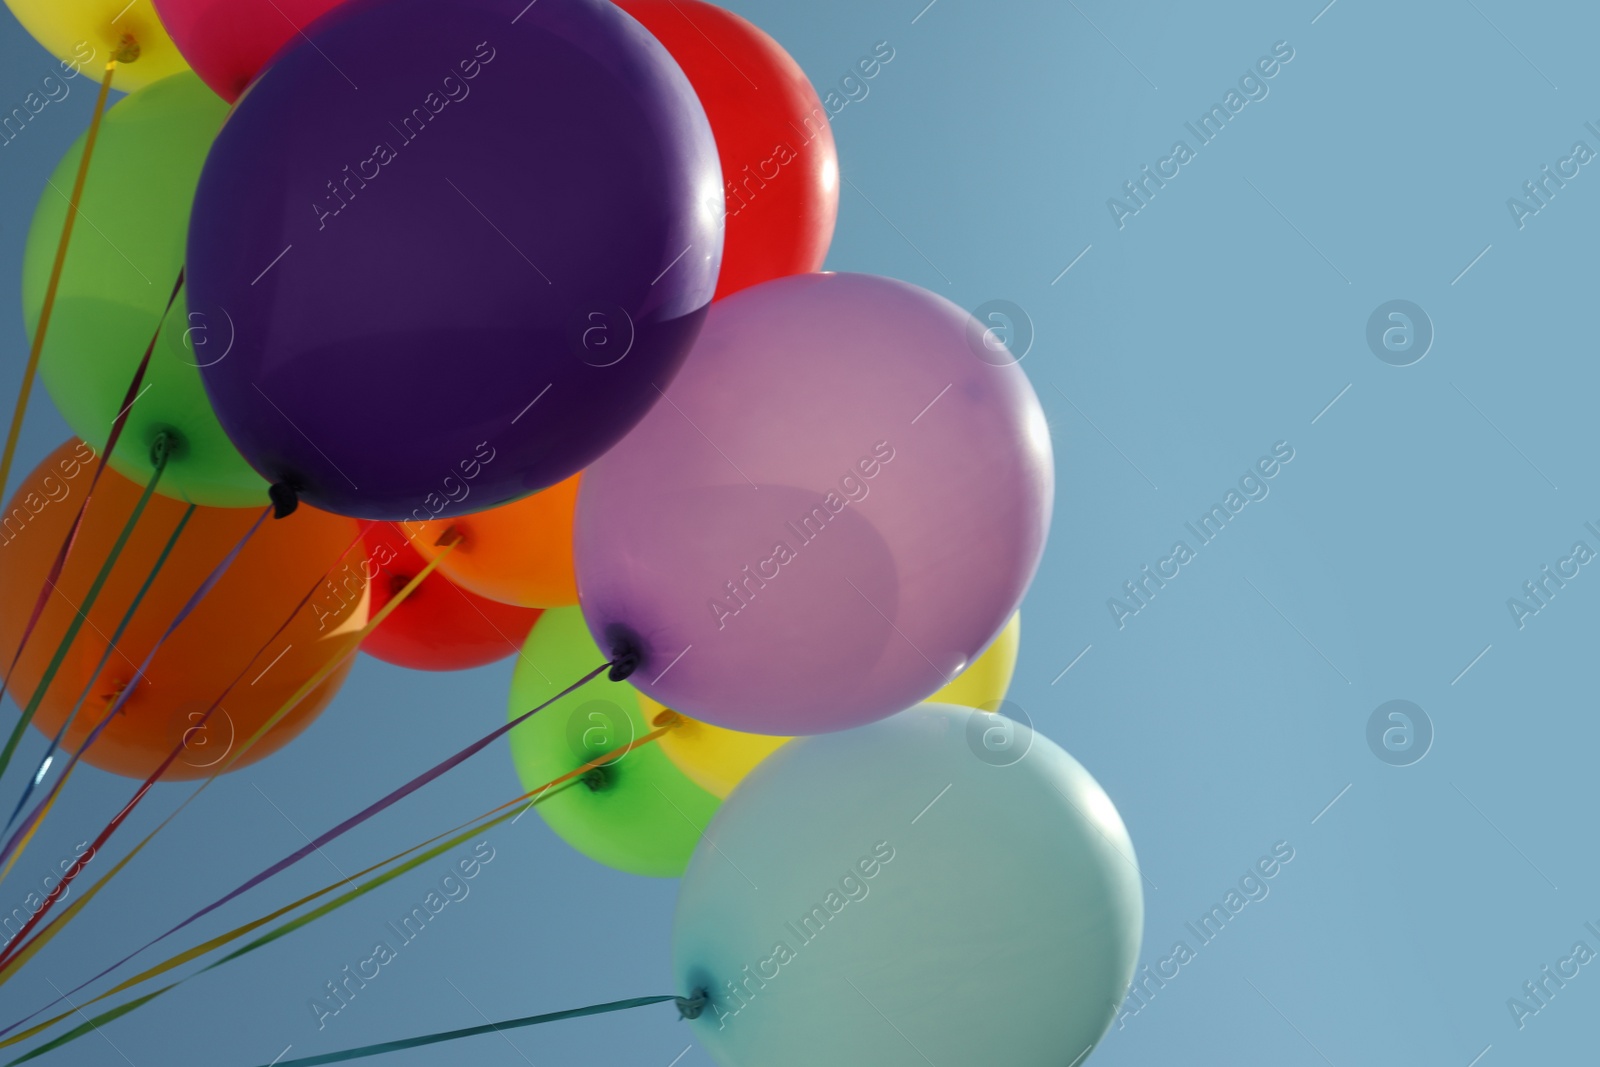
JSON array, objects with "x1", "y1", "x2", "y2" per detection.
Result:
[
  {"x1": 507, "y1": 607, "x2": 719, "y2": 878},
  {"x1": 23, "y1": 70, "x2": 268, "y2": 507}
]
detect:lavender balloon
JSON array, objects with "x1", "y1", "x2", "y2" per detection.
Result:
[
  {"x1": 188, "y1": 0, "x2": 722, "y2": 520},
  {"x1": 575, "y1": 273, "x2": 1053, "y2": 735}
]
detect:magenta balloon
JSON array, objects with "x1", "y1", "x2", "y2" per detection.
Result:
[
  {"x1": 152, "y1": 0, "x2": 350, "y2": 102},
  {"x1": 575, "y1": 273, "x2": 1053, "y2": 735}
]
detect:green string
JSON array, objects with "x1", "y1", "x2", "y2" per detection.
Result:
[
  {"x1": 4, "y1": 987, "x2": 175, "y2": 1066},
  {"x1": 0, "y1": 437, "x2": 171, "y2": 784},
  {"x1": 237, "y1": 996, "x2": 685, "y2": 1067}
]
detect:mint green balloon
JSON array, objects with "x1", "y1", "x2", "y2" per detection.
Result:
[
  {"x1": 508, "y1": 606, "x2": 720, "y2": 878},
  {"x1": 23, "y1": 71, "x2": 269, "y2": 507},
  {"x1": 672, "y1": 704, "x2": 1144, "y2": 1067}
]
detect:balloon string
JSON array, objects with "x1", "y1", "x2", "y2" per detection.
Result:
[
  {"x1": 0, "y1": 268, "x2": 186, "y2": 719},
  {"x1": 200, "y1": 531, "x2": 458, "y2": 783},
  {"x1": 204, "y1": 724, "x2": 677, "y2": 968},
  {"x1": 47, "y1": 652, "x2": 609, "y2": 984},
  {"x1": 0, "y1": 524, "x2": 375, "y2": 982},
  {"x1": 0, "y1": 504, "x2": 196, "y2": 843},
  {"x1": 1, "y1": 723, "x2": 679, "y2": 1060},
  {"x1": 155, "y1": 656, "x2": 612, "y2": 942},
  {"x1": 0, "y1": 537, "x2": 452, "y2": 979},
  {"x1": 0, "y1": 784, "x2": 65, "y2": 906},
  {"x1": 3, "y1": 796, "x2": 570, "y2": 1057},
  {"x1": 0, "y1": 468, "x2": 180, "y2": 888},
  {"x1": 22, "y1": 993, "x2": 690, "y2": 1067},
  {"x1": 0, "y1": 644, "x2": 608, "y2": 1004},
  {"x1": 0, "y1": 519, "x2": 377, "y2": 984},
  {"x1": 0, "y1": 502, "x2": 266, "y2": 884},
  {"x1": 223, "y1": 996, "x2": 690, "y2": 1067},
  {"x1": 0, "y1": 60, "x2": 116, "y2": 501},
  {"x1": 0, "y1": 435, "x2": 173, "y2": 794}
]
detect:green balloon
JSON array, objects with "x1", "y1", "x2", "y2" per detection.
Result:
[
  {"x1": 23, "y1": 71, "x2": 268, "y2": 507},
  {"x1": 508, "y1": 607, "x2": 719, "y2": 878}
]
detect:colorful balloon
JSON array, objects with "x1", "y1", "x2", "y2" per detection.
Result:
[
  {"x1": 360, "y1": 525, "x2": 541, "y2": 672},
  {"x1": 644, "y1": 612, "x2": 1021, "y2": 797},
  {"x1": 188, "y1": 0, "x2": 723, "y2": 520},
  {"x1": 23, "y1": 71, "x2": 267, "y2": 508},
  {"x1": 613, "y1": 0, "x2": 837, "y2": 299},
  {"x1": 151, "y1": 0, "x2": 349, "y2": 102},
  {"x1": 507, "y1": 607, "x2": 718, "y2": 878},
  {"x1": 3, "y1": 0, "x2": 189, "y2": 92},
  {"x1": 406, "y1": 475, "x2": 579, "y2": 609},
  {"x1": 576, "y1": 273, "x2": 1053, "y2": 735},
  {"x1": 672, "y1": 705, "x2": 1143, "y2": 1067},
  {"x1": 0, "y1": 441, "x2": 367, "y2": 780}
]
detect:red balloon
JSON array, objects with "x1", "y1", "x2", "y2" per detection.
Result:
[
  {"x1": 359, "y1": 525, "x2": 541, "y2": 672},
  {"x1": 152, "y1": 0, "x2": 350, "y2": 102},
  {"x1": 615, "y1": 0, "x2": 838, "y2": 300}
]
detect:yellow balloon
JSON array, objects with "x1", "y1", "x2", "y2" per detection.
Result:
[
  {"x1": 928, "y1": 611, "x2": 1020, "y2": 710},
  {"x1": 647, "y1": 612, "x2": 1021, "y2": 798},
  {"x1": 4, "y1": 0, "x2": 190, "y2": 92},
  {"x1": 637, "y1": 694, "x2": 788, "y2": 800}
]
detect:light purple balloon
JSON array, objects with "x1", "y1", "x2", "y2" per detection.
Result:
[{"x1": 575, "y1": 272, "x2": 1053, "y2": 735}]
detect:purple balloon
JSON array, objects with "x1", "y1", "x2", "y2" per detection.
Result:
[
  {"x1": 576, "y1": 273, "x2": 1053, "y2": 735},
  {"x1": 189, "y1": 0, "x2": 722, "y2": 519}
]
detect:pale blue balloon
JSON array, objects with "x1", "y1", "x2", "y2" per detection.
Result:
[{"x1": 671, "y1": 704, "x2": 1144, "y2": 1067}]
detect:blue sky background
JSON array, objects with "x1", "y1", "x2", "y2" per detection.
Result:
[{"x1": 3, "y1": 1, "x2": 1600, "y2": 1065}]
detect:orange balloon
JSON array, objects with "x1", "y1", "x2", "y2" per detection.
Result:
[
  {"x1": 406, "y1": 474, "x2": 579, "y2": 608},
  {"x1": 0, "y1": 440, "x2": 368, "y2": 780}
]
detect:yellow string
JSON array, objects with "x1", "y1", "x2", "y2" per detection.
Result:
[
  {"x1": 0, "y1": 61, "x2": 116, "y2": 497},
  {"x1": 0, "y1": 769, "x2": 70, "y2": 889}
]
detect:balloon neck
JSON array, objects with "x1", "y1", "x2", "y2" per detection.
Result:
[
  {"x1": 675, "y1": 989, "x2": 708, "y2": 1020},
  {"x1": 148, "y1": 429, "x2": 177, "y2": 469},
  {"x1": 111, "y1": 33, "x2": 141, "y2": 65},
  {"x1": 579, "y1": 764, "x2": 614, "y2": 792},
  {"x1": 388, "y1": 573, "x2": 413, "y2": 597},
  {"x1": 651, "y1": 709, "x2": 683, "y2": 729},
  {"x1": 268, "y1": 482, "x2": 299, "y2": 519},
  {"x1": 604, "y1": 624, "x2": 641, "y2": 682}
]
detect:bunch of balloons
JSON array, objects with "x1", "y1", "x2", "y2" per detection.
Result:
[{"x1": 0, "y1": 0, "x2": 1144, "y2": 1064}]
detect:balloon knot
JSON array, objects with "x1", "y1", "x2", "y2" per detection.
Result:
[
  {"x1": 605, "y1": 624, "x2": 641, "y2": 682},
  {"x1": 580, "y1": 765, "x2": 613, "y2": 792},
  {"x1": 268, "y1": 483, "x2": 299, "y2": 519},
  {"x1": 148, "y1": 429, "x2": 176, "y2": 468},
  {"x1": 112, "y1": 34, "x2": 141, "y2": 64},
  {"x1": 651, "y1": 709, "x2": 684, "y2": 729},
  {"x1": 675, "y1": 990, "x2": 708, "y2": 1020},
  {"x1": 434, "y1": 525, "x2": 463, "y2": 549}
]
